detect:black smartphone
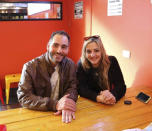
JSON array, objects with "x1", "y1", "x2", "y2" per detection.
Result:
[{"x1": 136, "y1": 92, "x2": 151, "y2": 103}]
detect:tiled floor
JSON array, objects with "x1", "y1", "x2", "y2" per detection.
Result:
[{"x1": 0, "y1": 88, "x2": 21, "y2": 111}]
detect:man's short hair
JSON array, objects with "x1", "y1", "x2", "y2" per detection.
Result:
[{"x1": 49, "y1": 30, "x2": 70, "y2": 44}]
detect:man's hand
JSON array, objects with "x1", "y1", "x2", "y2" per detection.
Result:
[
  {"x1": 97, "y1": 90, "x2": 116, "y2": 105},
  {"x1": 56, "y1": 94, "x2": 76, "y2": 112},
  {"x1": 54, "y1": 94, "x2": 76, "y2": 123},
  {"x1": 54, "y1": 110, "x2": 75, "y2": 123},
  {"x1": 62, "y1": 110, "x2": 75, "y2": 123}
]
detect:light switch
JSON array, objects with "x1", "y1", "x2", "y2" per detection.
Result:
[{"x1": 122, "y1": 50, "x2": 131, "y2": 58}]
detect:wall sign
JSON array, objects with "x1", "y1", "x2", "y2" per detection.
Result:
[
  {"x1": 74, "y1": 1, "x2": 83, "y2": 19},
  {"x1": 107, "y1": 0, "x2": 123, "y2": 16}
]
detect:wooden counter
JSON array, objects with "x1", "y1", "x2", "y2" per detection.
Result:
[{"x1": 0, "y1": 86, "x2": 152, "y2": 131}]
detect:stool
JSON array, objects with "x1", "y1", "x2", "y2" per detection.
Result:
[
  {"x1": 0, "y1": 84, "x2": 4, "y2": 105},
  {"x1": 5, "y1": 73, "x2": 21, "y2": 104}
]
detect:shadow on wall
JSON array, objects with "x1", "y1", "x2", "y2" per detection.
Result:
[{"x1": 132, "y1": 63, "x2": 152, "y2": 88}]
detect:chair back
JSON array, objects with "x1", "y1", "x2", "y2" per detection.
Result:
[{"x1": 0, "y1": 83, "x2": 4, "y2": 104}]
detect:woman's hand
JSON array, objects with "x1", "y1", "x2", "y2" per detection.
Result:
[{"x1": 96, "y1": 90, "x2": 116, "y2": 105}]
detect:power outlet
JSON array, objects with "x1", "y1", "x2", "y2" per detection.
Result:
[{"x1": 122, "y1": 50, "x2": 131, "y2": 58}]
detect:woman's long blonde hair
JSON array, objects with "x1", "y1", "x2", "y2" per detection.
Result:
[{"x1": 80, "y1": 36, "x2": 110, "y2": 90}]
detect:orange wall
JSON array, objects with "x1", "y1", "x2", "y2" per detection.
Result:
[
  {"x1": 0, "y1": 0, "x2": 69, "y2": 87},
  {"x1": 68, "y1": 0, "x2": 92, "y2": 62},
  {"x1": 69, "y1": 0, "x2": 152, "y2": 88},
  {"x1": 91, "y1": 0, "x2": 152, "y2": 87},
  {"x1": 1, "y1": 0, "x2": 152, "y2": 89}
]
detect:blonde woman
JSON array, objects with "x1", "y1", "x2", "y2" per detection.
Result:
[{"x1": 77, "y1": 35, "x2": 126, "y2": 104}]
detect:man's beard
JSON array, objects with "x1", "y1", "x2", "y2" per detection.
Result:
[{"x1": 48, "y1": 51, "x2": 64, "y2": 64}]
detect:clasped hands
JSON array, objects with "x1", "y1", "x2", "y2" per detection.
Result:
[
  {"x1": 96, "y1": 90, "x2": 116, "y2": 105},
  {"x1": 54, "y1": 94, "x2": 76, "y2": 123}
]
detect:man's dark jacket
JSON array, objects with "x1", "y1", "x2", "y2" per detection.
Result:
[{"x1": 17, "y1": 52, "x2": 78, "y2": 111}]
